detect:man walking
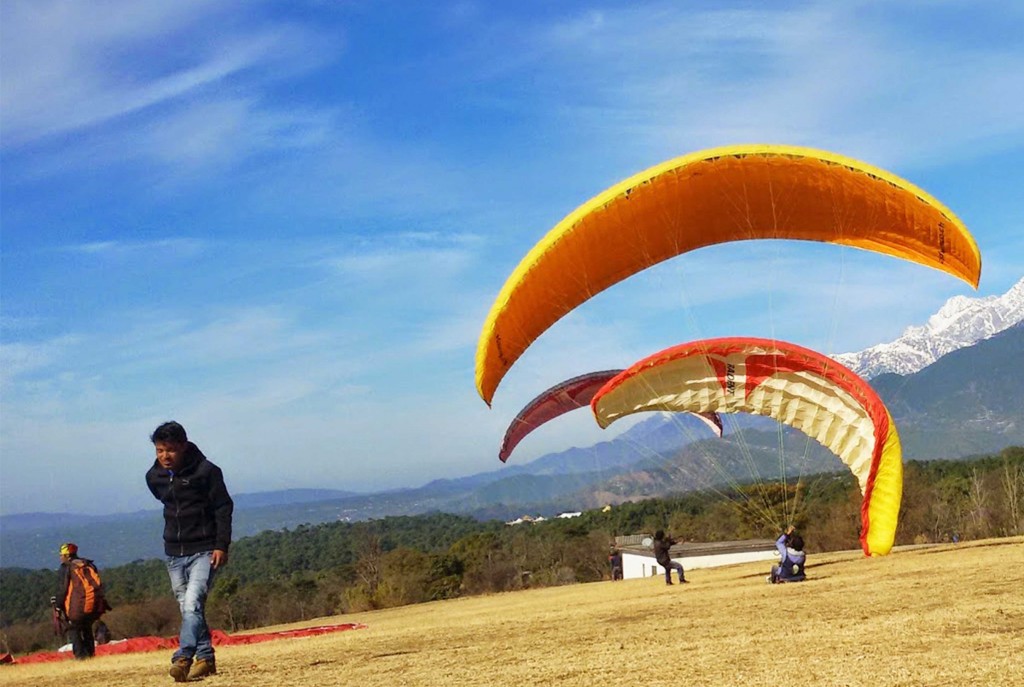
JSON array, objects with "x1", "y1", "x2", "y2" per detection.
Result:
[{"x1": 146, "y1": 421, "x2": 233, "y2": 682}]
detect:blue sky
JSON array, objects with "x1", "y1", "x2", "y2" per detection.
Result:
[{"x1": 2, "y1": 1, "x2": 1022, "y2": 515}]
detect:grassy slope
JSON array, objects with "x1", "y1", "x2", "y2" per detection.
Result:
[{"x1": 2, "y1": 537, "x2": 1022, "y2": 687}]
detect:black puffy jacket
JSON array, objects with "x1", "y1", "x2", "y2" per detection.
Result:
[
  {"x1": 653, "y1": 537, "x2": 676, "y2": 566},
  {"x1": 145, "y1": 443, "x2": 234, "y2": 557}
]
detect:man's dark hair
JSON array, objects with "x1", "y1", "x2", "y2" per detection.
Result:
[
  {"x1": 151, "y1": 421, "x2": 188, "y2": 444},
  {"x1": 790, "y1": 534, "x2": 805, "y2": 551},
  {"x1": 654, "y1": 530, "x2": 665, "y2": 540}
]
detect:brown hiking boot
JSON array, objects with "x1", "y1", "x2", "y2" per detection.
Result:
[
  {"x1": 189, "y1": 657, "x2": 217, "y2": 679},
  {"x1": 169, "y1": 657, "x2": 193, "y2": 682}
]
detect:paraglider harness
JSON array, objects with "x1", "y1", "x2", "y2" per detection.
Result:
[
  {"x1": 62, "y1": 557, "x2": 112, "y2": 621},
  {"x1": 770, "y1": 557, "x2": 807, "y2": 583},
  {"x1": 770, "y1": 531, "x2": 807, "y2": 583}
]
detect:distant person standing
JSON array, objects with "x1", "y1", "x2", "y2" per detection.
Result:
[
  {"x1": 653, "y1": 530, "x2": 688, "y2": 585},
  {"x1": 55, "y1": 542, "x2": 111, "y2": 659},
  {"x1": 609, "y1": 547, "x2": 623, "y2": 581},
  {"x1": 146, "y1": 421, "x2": 233, "y2": 682}
]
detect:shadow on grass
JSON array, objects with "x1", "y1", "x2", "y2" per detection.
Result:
[{"x1": 372, "y1": 650, "x2": 420, "y2": 659}]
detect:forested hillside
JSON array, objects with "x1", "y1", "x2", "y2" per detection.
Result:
[
  {"x1": 5, "y1": 325, "x2": 1022, "y2": 571},
  {"x1": 3, "y1": 447, "x2": 1021, "y2": 657}
]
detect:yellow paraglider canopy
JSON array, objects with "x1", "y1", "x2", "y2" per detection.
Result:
[
  {"x1": 476, "y1": 144, "x2": 981, "y2": 405},
  {"x1": 590, "y1": 337, "x2": 904, "y2": 556}
]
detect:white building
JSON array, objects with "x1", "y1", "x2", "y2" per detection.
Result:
[
  {"x1": 505, "y1": 515, "x2": 548, "y2": 526},
  {"x1": 619, "y1": 539, "x2": 778, "y2": 579}
]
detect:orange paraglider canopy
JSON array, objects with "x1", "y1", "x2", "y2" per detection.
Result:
[{"x1": 476, "y1": 144, "x2": 981, "y2": 405}]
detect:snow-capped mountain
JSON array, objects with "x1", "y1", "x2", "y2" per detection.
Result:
[{"x1": 834, "y1": 277, "x2": 1024, "y2": 378}]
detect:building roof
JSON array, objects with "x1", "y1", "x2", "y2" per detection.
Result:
[{"x1": 621, "y1": 539, "x2": 776, "y2": 559}]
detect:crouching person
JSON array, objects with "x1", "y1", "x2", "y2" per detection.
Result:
[
  {"x1": 769, "y1": 526, "x2": 806, "y2": 584},
  {"x1": 653, "y1": 530, "x2": 688, "y2": 585},
  {"x1": 146, "y1": 421, "x2": 233, "y2": 682}
]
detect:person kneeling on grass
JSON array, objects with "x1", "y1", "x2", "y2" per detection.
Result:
[{"x1": 769, "y1": 526, "x2": 806, "y2": 584}]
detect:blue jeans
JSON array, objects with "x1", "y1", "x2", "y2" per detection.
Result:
[
  {"x1": 663, "y1": 561, "x2": 685, "y2": 584},
  {"x1": 166, "y1": 552, "x2": 217, "y2": 662}
]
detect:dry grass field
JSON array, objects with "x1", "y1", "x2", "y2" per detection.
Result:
[{"x1": 3, "y1": 537, "x2": 1022, "y2": 687}]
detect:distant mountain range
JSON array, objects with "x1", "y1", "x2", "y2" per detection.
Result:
[
  {"x1": 834, "y1": 277, "x2": 1023, "y2": 378},
  {"x1": 528, "y1": 320, "x2": 1024, "y2": 505},
  {"x1": 3, "y1": 287, "x2": 1023, "y2": 569},
  {"x1": 870, "y1": 320, "x2": 1024, "y2": 458}
]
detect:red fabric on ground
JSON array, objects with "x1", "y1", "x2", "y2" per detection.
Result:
[
  {"x1": 11, "y1": 623, "x2": 367, "y2": 664},
  {"x1": 213, "y1": 624, "x2": 367, "y2": 645}
]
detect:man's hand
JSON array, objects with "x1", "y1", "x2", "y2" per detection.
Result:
[{"x1": 211, "y1": 549, "x2": 229, "y2": 569}]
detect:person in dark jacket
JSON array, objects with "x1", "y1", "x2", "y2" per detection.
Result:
[
  {"x1": 146, "y1": 421, "x2": 233, "y2": 682},
  {"x1": 56, "y1": 542, "x2": 110, "y2": 659},
  {"x1": 609, "y1": 547, "x2": 623, "y2": 581},
  {"x1": 652, "y1": 530, "x2": 688, "y2": 585}
]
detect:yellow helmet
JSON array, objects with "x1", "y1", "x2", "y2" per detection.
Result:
[{"x1": 59, "y1": 542, "x2": 78, "y2": 556}]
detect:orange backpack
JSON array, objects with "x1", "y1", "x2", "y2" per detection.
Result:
[{"x1": 64, "y1": 559, "x2": 108, "y2": 622}]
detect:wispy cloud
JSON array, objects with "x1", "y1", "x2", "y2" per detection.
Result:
[
  {"x1": 0, "y1": 335, "x2": 81, "y2": 383},
  {"x1": 60, "y1": 238, "x2": 208, "y2": 258},
  {"x1": 323, "y1": 248, "x2": 473, "y2": 287},
  {"x1": 465, "y1": 2, "x2": 1024, "y2": 172},
  {"x1": 0, "y1": 1, "x2": 332, "y2": 148}
]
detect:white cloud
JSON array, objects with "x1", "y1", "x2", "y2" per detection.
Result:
[
  {"x1": 325, "y1": 248, "x2": 471, "y2": 281},
  {"x1": 0, "y1": 335, "x2": 81, "y2": 382},
  {"x1": 0, "y1": 1, "x2": 334, "y2": 144},
  {"x1": 2, "y1": 0, "x2": 224, "y2": 144},
  {"x1": 481, "y1": 2, "x2": 1024, "y2": 172},
  {"x1": 413, "y1": 310, "x2": 486, "y2": 355},
  {"x1": 60, "y1": 238, "x2": 208, "y2": 258}
]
